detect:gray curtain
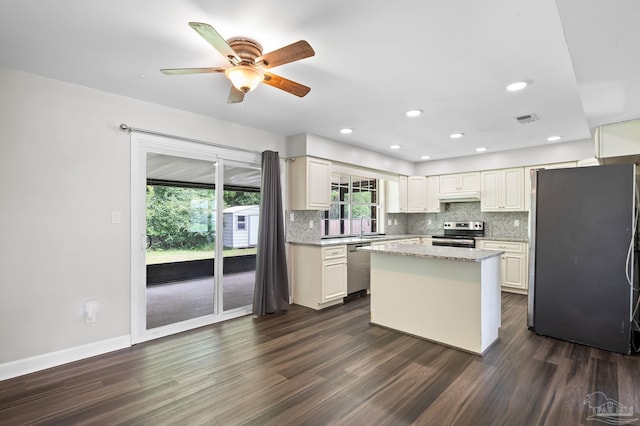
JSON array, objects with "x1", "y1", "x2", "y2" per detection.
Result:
[{"x1": 253, "y1": 150, "x2": 290, "y2": 315}]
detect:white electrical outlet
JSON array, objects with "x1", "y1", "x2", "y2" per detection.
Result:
[
  {"x1": 85, "y1": 300, "x2": 97, "y2": 323},
  {"x1": 290, "y1": 212, "x2": 295, "y2": 222},
  {"x1": 309, "y1": 220, "x2": 313, "y2": 229},
  {"x1": 514, "y1": 219, "x2": 520, "y2": 227},
  {"x1": 388, "y1": 219, "x2": 392, "y2": 225},
  {"x1": 428, "y1": 219, "x2": 432, "y2": 225},
  {"x1": 394, "y1": 219, "x2": 398, "y2": 225}
]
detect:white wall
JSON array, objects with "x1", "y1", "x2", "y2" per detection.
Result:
[
  {"x1": 288, "y1": 133, "x2": 415, "y2": 176},
  {"x1": 0, "y1": 67, "x2": 286, "y2": 372},
  {"x1": 288, "y1": 133, "x2": 595, "y2": 178},
  {"x1": 415, "y1": 139, "x2": 594, "y2": 175}
]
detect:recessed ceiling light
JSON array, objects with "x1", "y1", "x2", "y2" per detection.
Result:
[
  {"x1": 421, "y1": 155, "x2": 431, "y2": 160},
  {"x1": 450, "y1": 133, "x2": 464, "y2": 139},
  {"x1": 506, "y1": 81, "x2": 528, "y2": 92},
  {"x1": 390, "y1": 144, "x2": 401, "y2": 150},
  {"x1": 475, "y1": 147, "x2": 487, "y2": 152},
  {"x1": 340, "y1": 128, "x2": 353, "y2": 134},
  {"x1": 547, "y1": 135, "x2": 561, "y2": 142},
  {"x1": 406, "y1": 109, "x2": 423, "y2": 117}
]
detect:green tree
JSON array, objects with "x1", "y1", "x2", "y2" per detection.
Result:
[
  {"x1": 146, "y1": 185, "x2": 214, "y2": 250},
  {"x1": 223, "y1": 191, "x2": 260, "y2": 208},
  {"x1": 146, "y1": 185, "x2": 260, "y2": 251}
]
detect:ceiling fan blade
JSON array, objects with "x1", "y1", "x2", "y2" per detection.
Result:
[
  {"x1": 188, "y1": 22, "x2": 240, "y2": 65},
  {"x1": 263, "y1": 72, "x2": 311, "y2": 97},
  {"x1": 160, "y1": 67, "x2": 226, "y2": 75},
  {"x1": 256, "y1": 40, "x2": 315, "y2": 69},
  {"x1": 227, "y1": 85, "x2": 245, "y2": 104}
]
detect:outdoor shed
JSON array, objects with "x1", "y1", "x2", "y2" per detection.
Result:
[{"x1": 223, "y1": 205, "x2": 260, "y2": 249}]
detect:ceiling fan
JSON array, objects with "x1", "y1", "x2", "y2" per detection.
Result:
[{"x1": 161, "y1": 22, "x2": 315, "y2": 104}]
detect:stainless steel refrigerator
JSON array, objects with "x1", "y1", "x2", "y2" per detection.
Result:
[{"x1": 528, "y1": 163, "x2": 637, "y2": 354}]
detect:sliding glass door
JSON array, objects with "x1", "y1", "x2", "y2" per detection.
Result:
[
  {"x1": 145, "y1": 153, "x2": 217, "y2": 329},
  {"x1": 131, "y1": 133, "x2": 260, "y2": 343},
  {"x1": 221, "y1": 162, "x2": 260, "y2": 312}
]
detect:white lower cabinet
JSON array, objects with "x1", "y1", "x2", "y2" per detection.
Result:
[
  {"x1": 421, "y1": 237, "x2": 432, "y2": 246},
  {"x1": 477, "y1": 240, "x2": 528, "y2": 294},
  {"x1": 322, "y1": 257, "x2": 348, "y2": 302},
  {"x1": 291, "y1": 244, "x2": 347, "y2": 310}
]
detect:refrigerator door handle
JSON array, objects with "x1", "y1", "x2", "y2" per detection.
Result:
[{"x1": 527, "y1": 168, "x2": 538, "y2": 329}]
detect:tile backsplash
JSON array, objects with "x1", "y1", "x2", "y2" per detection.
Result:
[
  {"x1": 285, "y1": 210, "x2": 323, "y2": 243},
  {"x1": 286, "y1": 202, "x2": 529, "y2": 243},
  {"x1": 409, "y1": 202, "x2": 529, "y2": 239}
]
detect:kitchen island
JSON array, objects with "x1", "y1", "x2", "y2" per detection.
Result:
[{"x1": 359, "y1": 243, "x2": 503, "y2": 355}]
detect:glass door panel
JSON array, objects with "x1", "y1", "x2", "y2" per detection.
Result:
[
  {"x1": 145, "y1": 153, "x2": 216, "y2": 329},
  {"x1": 221, "y1": 163, "x2": 260, "y2": 312}
]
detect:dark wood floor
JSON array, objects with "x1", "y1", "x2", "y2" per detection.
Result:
[{"x1": 1, "y1": 293, "x2": 639, "y2": 425}]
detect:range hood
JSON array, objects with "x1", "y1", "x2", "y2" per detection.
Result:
[{"x1": 437, "y1": 191, "x2": 481, "y2": 203}]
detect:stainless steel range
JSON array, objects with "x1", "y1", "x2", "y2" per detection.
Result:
[{"x1": 431, "y1": 221, "x2": 484, "y2": 248}]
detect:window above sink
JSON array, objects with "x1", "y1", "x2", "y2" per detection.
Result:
[{"x1": 321, "y1": 170, "x2": 380, "y2": 238}]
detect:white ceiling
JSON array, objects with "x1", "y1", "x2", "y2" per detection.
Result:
[{"x1": 1, "y1": 0, "x2": 639, "y2": 162}]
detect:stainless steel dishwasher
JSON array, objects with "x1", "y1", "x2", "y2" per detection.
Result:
[{"x1": 346, "y1": 242, "x2": 371, "y2": 296}]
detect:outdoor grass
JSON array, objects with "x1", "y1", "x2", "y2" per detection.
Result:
[{"x1": 146, "y1": 247, "x2": 257, "y2": 264}]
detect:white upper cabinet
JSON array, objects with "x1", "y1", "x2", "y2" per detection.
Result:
[
  {"x1": 439, "y1": 172, "x2": 480, "y2": 194},
  {"x1": 407, "y1": 176, "x2": 427, "y2": 212},
  {"x1": 385, "y1": 179, "x2": 400, "y2": 213},
  {"x1": 385, "y1": 176, "x2": 408, "y2": 213},
  {"x1": 595, "y1": 118, "x2": 640, "y2": 159},
  {"x1": 398, "y1": 176, "x2": 408, "y2": 212},
  {"x1": 481, "y1": 168, "x2": 524, "y2": 212},
  {"x1": 289, "y1": 156, "x2": 331, "y2": 210},
  {"x1": 426, "y1": 176, "x2": 441, "y2": 213},
  {"x1": 387, "y1": 175, "x2": 431, "y2": 213}
]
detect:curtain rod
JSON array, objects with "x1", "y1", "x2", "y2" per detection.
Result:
[{"x1": 119, "y1": 123, "x2": 290, "y2": 159}]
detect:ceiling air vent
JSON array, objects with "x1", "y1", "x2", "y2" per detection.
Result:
[{"x1": 515, "y1": 114, "x2": 538, "y2": 124}]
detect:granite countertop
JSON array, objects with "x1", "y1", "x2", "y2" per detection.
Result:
[
  {"x1": 287, "y1": 234, "x2": 528, "y2": 246},
  {"x1": 359, "y1": 243, "x2": 504, "y2": 262},
  {"x1": 287, "y1": 234, "x2": 425, "y2": 246}
]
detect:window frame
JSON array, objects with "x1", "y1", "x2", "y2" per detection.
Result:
[
  {"x1": 322, "y1": 172, "x2": 379, "y2": 238},
  {"x1": 236, "y1": 215, "x2": 246, "y2": 230}
]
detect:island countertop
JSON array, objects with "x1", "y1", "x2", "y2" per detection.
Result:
[{"x1": 359, "y1": 243, "x2": 503, "y2": 262}]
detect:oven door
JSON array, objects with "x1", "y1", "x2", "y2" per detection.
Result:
[{"x1": 431, "y1": 237, "x2": 475, "y2": 248}]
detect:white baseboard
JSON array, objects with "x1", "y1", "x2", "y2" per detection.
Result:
[{"x1": 0, "y1": 335, "x2": 131, "y2": 381}]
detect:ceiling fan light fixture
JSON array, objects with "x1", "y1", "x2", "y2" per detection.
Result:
[{"x1": 225, "y1": 66, "x2": 264, "y2": 93}]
